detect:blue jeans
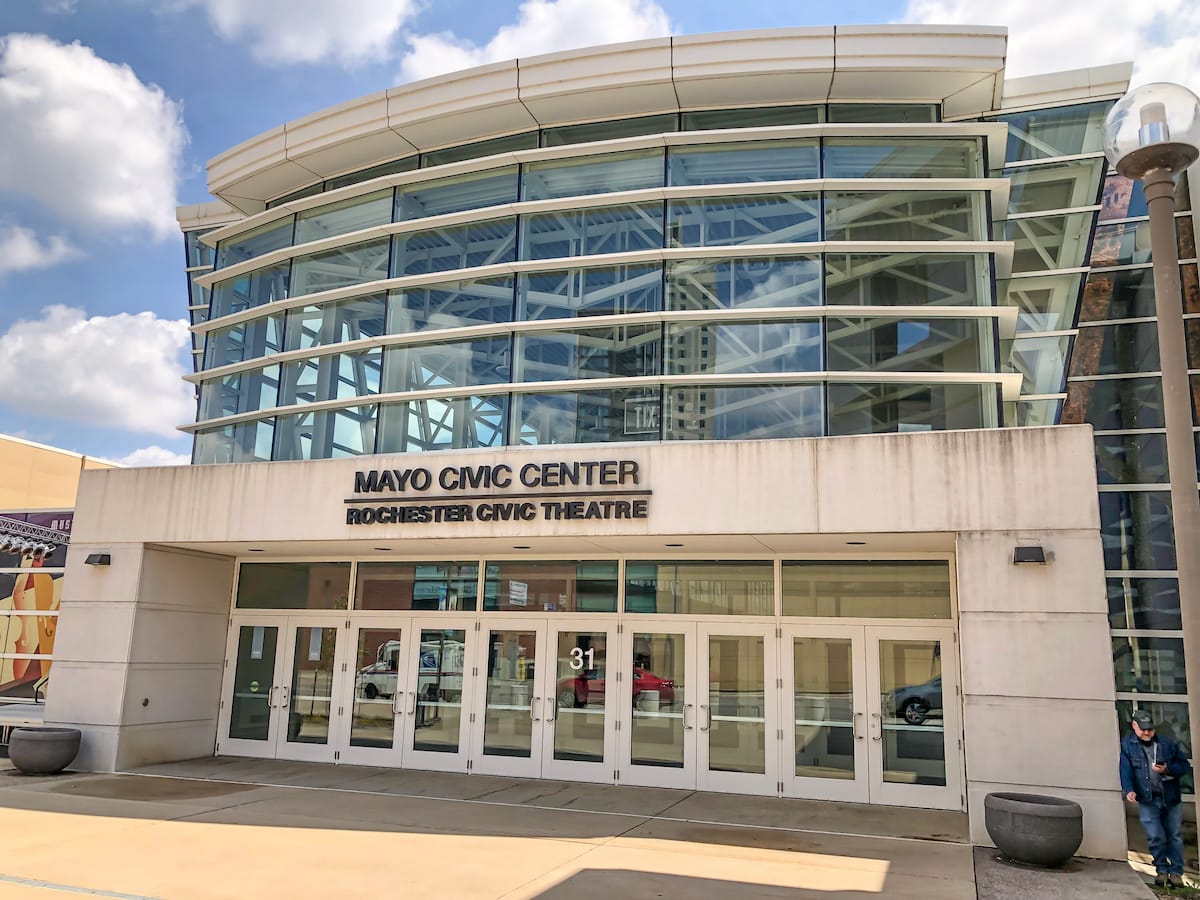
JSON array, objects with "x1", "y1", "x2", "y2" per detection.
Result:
[{"x1": 1138, "y1": 800, "x2": 1184, "y2": 875}]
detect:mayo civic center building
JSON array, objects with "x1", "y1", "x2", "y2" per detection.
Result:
[{"x1": 48, "y1": 26, "x2": 1200, "y2": 859}]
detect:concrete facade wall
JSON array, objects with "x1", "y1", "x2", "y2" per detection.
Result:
[{"x1": 48, "y1": 425, "x2": 1125, "y2": 857}]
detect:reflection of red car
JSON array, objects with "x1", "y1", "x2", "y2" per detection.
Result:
[{"x1": 557, "y1": 667, "x2": 675, "y2": 708}]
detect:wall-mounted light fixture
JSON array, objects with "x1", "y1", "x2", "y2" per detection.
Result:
[
  {"x1": 84, "y1": 553, "x2": 111, "y2": 567},
  {"x1": 1012, "y1": 546, "x2": 1047, "y2": 566}
]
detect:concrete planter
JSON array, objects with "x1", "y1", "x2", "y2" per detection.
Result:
[
  {"x1": 8, "y1": 727, "x2": 81, "y2": 776},
  {"x1": 984, "y1": 792, "x2": 1083, "y2": 868}
]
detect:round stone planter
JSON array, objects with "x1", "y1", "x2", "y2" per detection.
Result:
[
  {"x1": 8, "y1": 727, "x2": 81, "y2": 776},
  {"x1": 984, "y1": 792, "x2": 1083, "y2": 868}
]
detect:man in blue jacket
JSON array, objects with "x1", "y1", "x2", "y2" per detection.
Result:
[{"x1": 1120, "y1": 711, "x2": 1192, "y2": 887}]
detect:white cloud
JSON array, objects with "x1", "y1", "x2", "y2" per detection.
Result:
[
  {"x1": 115, "y1": 445, "x2": 191, "y2": 467},
  {"x1": 188, "y1": 0, "x2": 420, "y2": 66},
  {"x1": 0, "y1": 305, "x2": 193, "y2": 437},
  {"x1": 903, "y1": 0, "x2": 1200, "y2": 90},
  {"x1": 0, "y1": 34, "x2": 186, "y2": 239},
  {"x1": 0, "y1": 227, "x2": 78, "y2": 276},
  {"x1": 400, "y1": 0, "x2": 673, "y2": 83}
]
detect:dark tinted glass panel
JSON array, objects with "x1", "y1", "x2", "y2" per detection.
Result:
[
  {"x1": 483, "y1": 561, "x2": 618, "y2": 613},
  {"x1": 1069, "y1": 322, "x2": 1160, "y2": 376},
  {"x1": 1061, "y1": 377, "x2": 1164, "y2": 430},
  {"x1": 1100, "y1": 172, "x2": 1190, "y2": 221},
  {"x1": 1113, "y1": 636, "x2": 1187, "y2": 694},
  {"x1": 1005, "y1": 159, "x2": 1104, "y2": 214},
  {"x1": 290, "y1": 238, "x2": 390, "y2": 298},
  {"x1": 274, "y1": 404, "x2": 377, "y2": 460},
  {"x1": 377, "y1": 394, "x2": 507, "y2": 453},
  {"x1": 216, "y1": 219, "x2": 294, "y2": 268},
  {"x1": 388, "y1": 277, "x2": 515, "y2": 333},
  {"x1": 1098, "y1": 491, "x2": 1175, "y2": 570},
  {"x1": 522, "y1": 204, "x2": 663, "y2": 260},
  {"x1": 205, "y1": 315, "x2": 284, "y2": 368},
  {"x1": 266, "y1": 183, "x2": 324, "y2": 209},
  {"x1": 392, "y1": 217, "x2": 517, "y2": 276},
  {"x1": 668, "y1": 257, "x2": 820, "y2": 310},
  {"x1": 1078, "y1": 269, "x2": 1158, "y2": 321},
  {"x1": 198, "y1": 366, "x2": 279, "y2": 420},
  {"x1": 279, "y1": 351, "x2": 381, "y2": 406},
  {"x1": 356, "y1": 562, "x2": 480, "y2": 611},
  {"x1": 1089, "y1": 222, "x2": 1152, "y2": 267},
  {"x1": 523, "y1": 150, "x2": 663, "y2": 201},
  {"x1": 826, "y1": 192, "x2": 983, "y2": 242},
  {"x1": 624, "y1": 561, "x2": 773, "y2": 615},
  {"x1": 519, "y1": 265, "x2": 661, "y2": 320},
  {"x1": 422, "y1": 133, "x2": 536, "y2": 167},
  {"x1": 823, "y1": 139, "x2": 979, "y2": 179},
  {"x1": 192, "y1": 419, "x2": 276, "y2": 464},
  {"x1": 663, "y1": 384, "x2": 822, "y2": 441},
  {"x1": 513, "y1": 388, "x2": 661, "y2": 444},
  {"x1": 383, "y1": 337, "x2": 511, "y2": 392},
  {"x1": 211, "y1": 262, "x2": 290, "y2": 319},
  {"x1": 236, "y1": 562, "x2": 351, "y2": 609},
  {"x1": 668, "y1": 140, "x2": 818, "y2": 185},
  {"x1": 782, "y1": 561, "x2": 952, "y2": 618},
  {"x1": 294, "y1": 191, "x2": 392, "y2": 245},
  {"x1": 992, "y1": 101, "x2": 1110, "y2": 163},
  {"x1": 541, "y1": 114, "x2": 678, "y2": 147},
  {"x1": 666, "y1": 320, "x2": 820, "y2": 375},
  {"x1": 1005, "y1": 211, "x2": 1096, "y2": 273},
  {"x1": 1095, "y1": 433, "x2": 1170, "y2": 485},
  {"x1": 828, "y1": 382, "x2": 997, "y2": 434},
  {"x1": 516, "y1": 325, "x2": 661, "y2": 381},
  {"x1": 681, "y1": 106, "x2": 822, "y2": 130},
  {"x1": 1002, "y1": 273, "x2": 1083, "y2": 333},
  {"x1": 1108, "y1": 577, "x2": 1182, "y2": 630},
  {"x1": 668, "y1": 194, "x2": 819, "y2": 247},
  {"x1": 396, "y1": 169, "x2": 518, "y2": 220},
  {"x1": 325, "y1": 156, "x2": 418, "y2": 191},
  {"x1": 1188, "y1": 319, "x2": 1200, "y2": 369},
  {"x1": 826, "y1": 254, "x2": 985, "y2": 307},
  {"x1": 284, "y1": 295, "x2": 386, "y2": 352},
  {"x1": 1179, "y1": 218, "x2": 1196, "y2": 261},
  {"x1": 827, "y1": 318, "x2": 993, "y2": 373},
  {"x1": 826, "y1": 104, "x2": 937, "y2": 123}
]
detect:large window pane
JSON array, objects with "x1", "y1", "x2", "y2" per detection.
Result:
[
  {"x1": 521, "y1": 204, "x2": 663, "y2": 260},
  {"x1": 666, "y1": 320, "x2": 821, "y2": 375},
  {"x1": 290, "y1": 238, "x2": 390, "y2": 298},
  {"x1": 326, "y1": 156, "x2": 418, "y2": 192},
  {"x1": 541, "y1": 114, "x2": 677, "y2": 147},
  {"x1": 1113, "y1": 636, "x2": 1188, "y2": 695},
  {"x1": 826, "y1": 104, "x2": 937, "y2": 123},
  {"x1": 355, "y1": 562, "x2": 479, "y2": 611},
  {"x1": 823, "y1": 139, "x2": 980, "y2": 179},
  {"x1": 668, "y1": 193, "x2": 819, "y2": 247},
  {"x1": 1006, "y1": 398, "x2": 1062, "y2": 427},
  {"x1": 198, "y1": 366, "x2": 279, "y2": 420},
  {"x1": 1078, "y1": 268, "x2": 1157, "y2": 321},
  {"x1": 1005, "y1": 159, "x2": 1104, "y2": 214},
  {"x1": 828, "y1": 382, "x2": 998, "y2": 434},
  {"x1": 284, "y1": 294, "x2": 385, "y2": 352},
  {"x1": 668, "y1": 140, "x2": 818, "y2": 186},
  {"x1": 1007, "y1": 334, "x2": 1071, "y2": 394},
  {"x1": 483, "y1": 561, "x2": 618, "y2": 613},
  {"x1": 1108, "y1": 577, "x2": 1182, "y2": 630},
  {"x1": 273, "y1": 404, "x2": 377, "y2": 460},
  {"x1": 294, "y1": 190, "x2": 392, "y2": 245},
  {"x1": 782, "y1": 561, "x2": 951, "y2": 618},
  {"x1": 393, "y1": 217, "x2": 517, "y2": 276},
  {"x1": 192, "y1": 418, "x2": 275, "y2": 464},
  {"x1": 211, "y1": 262, "x2": 290, "y2": 320},
  {"x1": 624, "y1": 561, "x2": 773, "y2": 615},
  {"x1": 668, "y1": 256, "x2": 820, "y2": 310},
  {"x1": 1099, "y1": 490, "x2": 1176, "y2": 570},
  {"x1": 827, "y1": 317, "x2": 994, "y2": 373},
  {"x1": 216, "y1": 219, "x2": 294, "y2": 268},
  {"x1": 383, "y1": 337, "x2": 511, "y2": 392},
  {"x1": 205, "y1": 315, "x2": 284, "y2": 369},
  {"x1": 1095, "y1": 433, "x2": 1170, "y2": 485},
  {"x1": 1114, "y1": 701, "x2": 1193, "y2": 792},
  {"x1": 991, "y1": 101, "x2": 1111, "y2": 163},
  {"x1": 1004, "y1": 211, "x2": 1096, "y2": 273},
  {"x1": 1062, "y1": 376, "x2": 1164, "y2": 430},
  {"x1": 1002, "y1": 273, "x2": 1083, "y2": 333},
  {"x1": 422, "y1": 133, "x2": 536, "y2": 167},
  {"x1": 1069, "y1": 322, "x2": 1159, "y2": 376},
  {"x1": 388, "y1": 277, "x2": 514, "y2": 334},
  {"x1": 1101, "y1": 171, "x2": 1190, "y2": 221},
  {"x1": 279, "y1": 350, "x2": 381, "y2": 406},
  {"x1": 519, "y1": 265, "x2": 661, "y2": 320},
  {"x1": 825, "y1": 192, "x2": 984, "y2": 242},
  {"x1": 377, "y1": 394, "x2": 507, "y2": 453},
  {"x1": 1090, "y1": 222, "x2": 1152, "y2": 268},
  {"x1": 681, "y1": 106, "x2": 822, "y2": 130},
  {"x1": 522, "y1": 150, "x2": 663, "y2": 201},
  {"x1": 664, "y1": 384, "x2": 823, "y2": 441},
  {"x1": 513, "y1": 388, "x2": 661, "y2": 444},
  {"x1": 396, "y1": 168, "x2": 518, "y2": 220},
  {"x1": 235, "y1": 562, "x2": 350, "y2": 610},
  {"x1": 185, "y1": 230, "x2": 216, "y2": 268},
  {"x1": 826, "y1": 254, "x2": 986, "y2": 307},
  {"x1": 516, "y1": 325, "x2": 660, "y2": 382}
]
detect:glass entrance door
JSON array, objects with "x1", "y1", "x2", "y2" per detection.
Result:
[
  {"x1": 471, "y1": 621, "x2": 546, "y2": 776},
  {"x1": 619, "y1": 624, "x2": 694, "y2": 789},
  {"x1": 338, "y1": 619, "x2": 411, "y2": 767},
  {"x1": 400, "y1": 619, "x2": 476, "y2": 772},
  {"x1": 220, "y1": 617, "x2": 283, "y2": 759}
]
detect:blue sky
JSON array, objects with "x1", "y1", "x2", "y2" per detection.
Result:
[{"x1": 0, "y1": 0, "x2": 1194, "y2": 466}]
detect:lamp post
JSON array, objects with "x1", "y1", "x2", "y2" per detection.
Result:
[{"x1": 1103, "y1": 82, "x2": 1200, "y2": 855}]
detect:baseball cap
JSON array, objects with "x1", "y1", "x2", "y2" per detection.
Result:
[{"x1": 1132, "y1": 711, "x2": 1155, "y2": 730}]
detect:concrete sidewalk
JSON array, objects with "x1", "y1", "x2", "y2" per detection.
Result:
[{"x1": 0, "y1": 758, "x2": 1152, "y2": 899}]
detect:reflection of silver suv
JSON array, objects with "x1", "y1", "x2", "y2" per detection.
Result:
[{"x1": 887, "y1": 675, "x2": 942, "y2": 725}]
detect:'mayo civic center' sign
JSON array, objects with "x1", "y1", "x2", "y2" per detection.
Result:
[{"x1": 345, "y1": 459, "x2": 650, "y2": 527}]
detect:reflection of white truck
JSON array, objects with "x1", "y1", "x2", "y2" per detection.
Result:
[{"x1": 358, "y1": 639, "x2": 465, "y2": 701}]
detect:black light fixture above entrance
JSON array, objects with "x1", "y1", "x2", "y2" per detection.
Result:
[
  {"x1": 1012, "y1": 545, "x2": 1047, "y2": 565},
  {"x1": 84, "y1": 553, "x2": 111, "y2": 566}
]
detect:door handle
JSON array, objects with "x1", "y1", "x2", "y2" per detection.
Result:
[
  {"x1": 392, "y1": 689, "x2": 403, "y2": 715},
  {"x1": 545, "y1": 697, "x2": 556, "y2": 723},
  {"x1": 852, "y1": 712, "x2": 864, "y2": 741},
  {"x1": 406, "y1": 691, "x2": 417, "y2": 715},
  {"x1": 280, "y1": 686, "x2": 290, "y2": 708},
  {"x1": 870, "y1": 712, "x2": 882, "y2": 741},
  {"x1": 267, "y1": 685, "x2": 277, "y2": 708},
  {"x1": 530, "y1": 697, "x2": 541, "y2": 721},
  {"x1": 699, "y1": 704, "x2": 711, "y2": 732},
  {"x1": 683, "y1": 703, "x2": 694, "y2": 731}
]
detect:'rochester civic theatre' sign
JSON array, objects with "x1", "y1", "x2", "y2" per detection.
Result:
[{"x1": 345, "y1": 459, "x2": 650, "y2": 526}]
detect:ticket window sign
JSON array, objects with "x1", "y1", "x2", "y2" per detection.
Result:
[
  {"x1": 624, "y1": 397, "x2": 659, "y2": 436},
  {"x1": 509, "y1": 581, "x2": 528, "y2": 607}
]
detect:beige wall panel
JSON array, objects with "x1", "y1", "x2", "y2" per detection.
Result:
[
  {"x1": 120, "y1": 665, "x2": 223, "y2": 726},
  {"x1": 955, "y1": 530, "x2": 1106, "y2": 614},
  {"x1": 967, "y1": 782, "x2": 1127, "y2": 860},
  {"x1": 114, "y1": 721, "x2": 219, "y2": 771},
  {"x1": 49, "y1": 603, "x2": 136, "y2": 666},
  {"x1": 136, "y1": 548, "x2": 235, "y2": 616},
  {"x1": 43, "y1": 660, "x2": 127, "y2": 726}
]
